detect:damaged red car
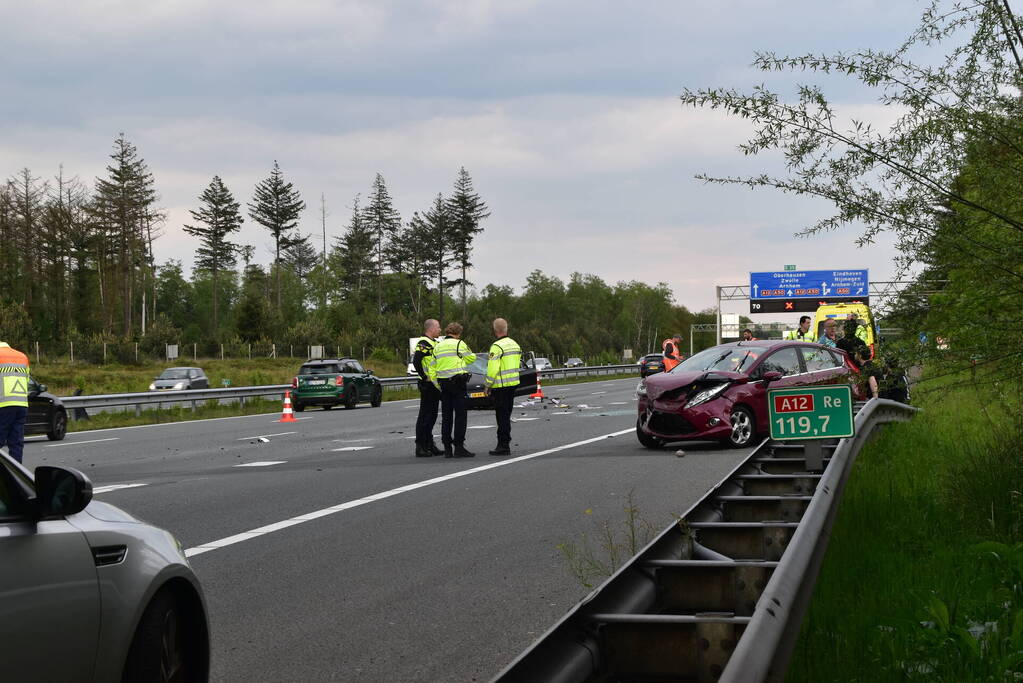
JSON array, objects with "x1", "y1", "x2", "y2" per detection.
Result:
[{"x1": 636, "y1": 340, "x2": 861, "y2": 449}]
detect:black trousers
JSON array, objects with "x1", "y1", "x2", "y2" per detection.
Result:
[
  {"x1": 416, "y1": 381, "x2": 440, "y2": 445},
  {"x1": 439, "y1": 376, "x2": 469, "y2": 447},
  {"x1": 491, "y1": 386, "x2": 516, "y2": 446}
]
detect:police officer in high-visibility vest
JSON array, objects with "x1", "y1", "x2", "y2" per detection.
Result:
[
  {"x1": 431, "y1": 322, "x2": 477, "y2": 458},
  {"x1": 484, "y1": 318, "x2": 521, "y2": 456},
  {"x1": 412, "y1": 318, "x2": 444, "y2": 458},
  {"x1": 784, "y1": 316, "x2": 814, "y2": 342},
  {"x1": 0, "y1": 341, "x2": 30, "y2": 464}
]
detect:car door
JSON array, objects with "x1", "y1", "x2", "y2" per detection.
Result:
[
  {"x1": 26, "y1": 378, "x2": 48, "y2": 432},
  {"x1": 749, "y1": 346, "x2": 807, "y2": 428},
  {"x1": 0, "y1": 458, "x2": 101, "y2": 682},
  {"x1": 345, "y1": 361, "x2": 366, "y2": 398},
  {"x1": 194, "y1": 369, "x2": 208, "y2": 389}
]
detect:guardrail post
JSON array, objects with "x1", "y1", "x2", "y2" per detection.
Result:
[
  {"x1": 135, "y1": 404, "x2": 141, "y2": 417},
  {"x1": 803, "y1": 441, "x2": 824, "y2": 472},
  {"x1": 191, "y1": 400, "x2": 197, "y2": 412}
]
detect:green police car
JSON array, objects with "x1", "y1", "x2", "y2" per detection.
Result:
[{"x1": 291, "y1": 358, "x2": 383, "y2": 411}]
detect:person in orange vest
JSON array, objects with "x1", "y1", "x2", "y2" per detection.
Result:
[
  {"x1": 662, "y1": 334, "x2": 683, "y2": 372},
  {"x1": 0, "y1": 341, "x2": 30, "y2": 464}
]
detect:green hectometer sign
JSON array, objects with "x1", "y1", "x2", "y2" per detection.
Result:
[{"x1": 767, "y1": 385, "x2": 855, "y2": 440}]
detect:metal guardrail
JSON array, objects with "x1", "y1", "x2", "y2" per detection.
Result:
[
  {"x1": 492, "y1": 398, "x2": 917, "y2": 683},
  {"x1": 58, "y1": 364, "x2": 640, "y2": 413}
]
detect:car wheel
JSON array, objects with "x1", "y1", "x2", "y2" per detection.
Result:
[
  {"x1": 344, "y1": 388, "x2": 357, "y2": 409},
  {"x1": 46, "y1": 409, "x2": 67, "y2": 441},
  {"x1": 123, "y1": 590, "x2": 196, "y2": 683},
  {"x1": 370, "y1": 384, "x2": 383, "y2": 408},
  {"x1": 636, "y1": 417, "x2": 663, "y2": 449},
  {"x1": 293, "y1": 402, "x2": 305, "y2": 412},
  {"x1": 322, "y1": 404, "x2": 333, "y2": 411},
  {"x1": 727, "y1": 406, "x2": 755, "y2": 448}
]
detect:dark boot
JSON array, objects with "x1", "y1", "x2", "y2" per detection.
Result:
[
  {"x1": 454, "y1": 445, "x2": 475, "y2": 458},
  {"x1": 415, "y1": 443, "x2": 432, "y2": 457},
  {"x1": 443, "y1": 443, "x2": 454, "y2": 458},
  {"x1": 428, "y1": 441, "x2": 444, "y2": 456},
  {"x1": 489, "y1": 443, "x2": 511, "y2": 456}
]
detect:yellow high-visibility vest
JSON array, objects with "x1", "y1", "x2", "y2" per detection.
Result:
[
  {"x1": 431, "y1": 338, "x2": 476, "y2": 380},
  {"x1": 485, "y1": 337, "x2": 521, "y2": 388}
]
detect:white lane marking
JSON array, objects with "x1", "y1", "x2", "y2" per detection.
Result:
[
  {"x1": 44, "y1": 437, "x2": 120, "y2": 449},
  {"x1": 93, "y1": 482, "x2": 149, "y2": 494},
  {"x1": 512, "y1": 417, "x2": 539, "y2": 422},
  {"x1": 609, "y1": 402, "x2": 628, "y2": 405},
  {"x1": 290, "y1": 417, "x2": 314, "y2": 421},
  {"x1": 185, "y1": 427, "x2": 634, "y2": 558},
  {"x1": 235, "y1": 461, "x2": 287, "y2": 467},
  {"x1": 591, "y1": 391, "x2": 607, "y2": 395},
  {"x1": 332, "y1": 438, "x2": 373, "y2": 443},
  {"x1": 332, "y1": 446, "x2": 374, "y2": 452},
  {"x1": 467, "y1": 425, "x2": 494, "y2": 429},
  {"x1": 551, "y1": 411, "x2": 572, "y2": 415},
  {"x1": 236, "y1": 431, "x2": 296, "y2": 441}
]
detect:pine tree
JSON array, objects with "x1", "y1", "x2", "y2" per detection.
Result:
[
  {"x1": 91, "y1": 135, "x2": 162, "y2": 336},
  {"x1": 445, "y1": 167, "x2": 489, "y2": 317},
  {"x1": 361, "y1": 173, "x2": 402, "y2": 312},
  {"x1": 247, "y1": 160, "x2": 305, "y2": 312},
  {"x1": 422, "y1": 193, "x2": 456, "y2": 319},
  {"x1": 183, "y1": 175, "x2": 243, "y2": 332},
  {"x1": 283, "y1": 232, "x2": 319, "y2": 307},
  {"x1": 332, "y1": 195, "x2": 376, "y2": 301}
]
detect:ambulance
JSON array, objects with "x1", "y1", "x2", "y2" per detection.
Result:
[{"x1": 812, "y1": 302, "x2": 877, "y2": 358}]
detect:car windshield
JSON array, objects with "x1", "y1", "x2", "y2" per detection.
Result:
[
  {"x1": 468, "y1": 358, "x2": 488, "y2": 374},
  {"x1": 535, "y1": 358, "x2": 550, "y2": 364},
  {"x1": 672, "y1": 345, "x2": 767, "y2": 374},
  {"x1": 159, "y1": 369, "x2": 191, "y2": 379},
  {"x1": 302, "y1": 364, "x2": 338, "y2": 375}
]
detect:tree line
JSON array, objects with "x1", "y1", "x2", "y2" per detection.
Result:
[{"x1": 1, "y1": 137, "x2": 706, "y2": 362}]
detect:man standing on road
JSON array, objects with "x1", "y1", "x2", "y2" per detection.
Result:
[
  {"x1": 785, "y1": 316, "x2": 814, "y2": 342},
  {"x1": 432, "y1": 323, "x2": 477, "y2": 458},
  {"x1": 0, "y1": 341, "x2": 30, "y2": 464},
  {"x1": 662, "y1": 334, "x2": 683, "y2": 372},
  {"x1": 412, "y1": 319, "x2": 443, "y2": 458},
  {"x1": 484, "y1": 318, "x2": 521, "y2": 456}
]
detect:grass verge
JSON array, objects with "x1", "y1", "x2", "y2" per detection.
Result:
[{"x1": 786, "y1": 377, "x2": 1023, "y2": 681}]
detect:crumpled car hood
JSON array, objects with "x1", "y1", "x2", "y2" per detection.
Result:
[
  {"x1": 84, "y1": 500, "x2": 145, "y2": 524},
  {"x1": 644, "y1": 369, "x2": 745, "y2": 401}
]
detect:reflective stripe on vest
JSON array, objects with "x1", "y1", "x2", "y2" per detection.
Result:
[
  {"x1": 433, "y1": 338, "x2": 476, "y2": 379},
  {"x1": 485, "y1": 337, "x2": 522, "y2": 388}
]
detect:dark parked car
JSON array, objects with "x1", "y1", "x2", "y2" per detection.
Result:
[
  {"x1": 564, "y1": 357, "x2": 584, "y2": 368},
  {"x1": 26, "y1": 377, "x2": 67, "y2": 441},
  {"x1": 292, "y1": 358, "x2": 383, "y2": 411},
  {"x1": 639, "y1": 353, "x2": 666, "y2": 377},
  {"x1": 0, "y1": 449, "x2": 210, "y2": 682},
  {"x1": 636, "y1": 340, "x2": 861, "y2": 449},
  {"x1": 149, "y1": 367, "x2": 208, "y2": 391},
  {"x1": 464, "y1": 357, "x2": 538, "y2": 408}
]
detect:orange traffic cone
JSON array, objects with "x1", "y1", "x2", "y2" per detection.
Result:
[
  {"x1": 278, "y1": 391, "x2": 297, "y2": 423},
  {"x1": 530, "y1": 369, "x2": 545, "y2": 399}
]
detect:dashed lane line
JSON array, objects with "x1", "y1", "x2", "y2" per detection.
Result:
[
  {"x1": 93, "y1": 482, "x2": 149, "y2": 494},
  {"x1": 236, "y1": 431, "x2": 296, "y2": 441},
  {"x1": 44, "y1": 437, "x2": 120, "y2": 449},
  {"x1": 235, "y1": 461, "x2": 288, "y2": 467},
  {"x1": 185, "y1": 427, "x2": 634, "y2": 558},
  {"x1": 331, "y1": 446, "x2": 374, "y2": 452}
]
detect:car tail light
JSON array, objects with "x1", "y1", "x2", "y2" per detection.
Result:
[
  {"x1": 292, "y1": 377, "x2": 298, "y2": 387},
  {"x1": 335, "y1": 376, "x2": 344, "y2": 386}
]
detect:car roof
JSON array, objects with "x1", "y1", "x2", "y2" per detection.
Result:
[
  {"x1": 302, "y1": 358, "x2": 359, "y2": 364},
  {"x1": 164, "y1": 366, "x2": 202, "y2": 371}
]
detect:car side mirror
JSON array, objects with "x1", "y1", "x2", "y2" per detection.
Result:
[
  {"x1": 33, "y1": 466, "x2": 92, "y2": 518},
  {"x1": 37, "y1": 384, "x2": 47, "y2": 394},
  {"x1": 762, "y1": 370, "x2": 783, "y2": 383},
  {"x1": 366, "y1": 369, "x2": 374, "y2": 375}
]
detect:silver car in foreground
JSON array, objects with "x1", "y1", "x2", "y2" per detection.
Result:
[{"x1": 0, "y1": 448, "x2": 209, "y2": 682}]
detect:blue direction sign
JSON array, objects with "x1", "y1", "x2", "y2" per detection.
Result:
[{"x1": 750, "y1": 269, "x2": 868, "y2": 299}]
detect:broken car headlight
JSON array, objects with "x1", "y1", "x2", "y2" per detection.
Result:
[
  {"x1": 684, "y1": 383, "x2": 729, "y2": 409},
  {"x1": 636, "y1": 381, "x2": 647, "y2": 397}
]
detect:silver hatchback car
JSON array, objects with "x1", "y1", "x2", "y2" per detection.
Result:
[{"x1": 0, "y1": 448, "x2": 209, "y2": 682}]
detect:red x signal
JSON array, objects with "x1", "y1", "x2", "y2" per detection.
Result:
[{"x1": 785, "y1": 301, "x2": 794, "y2": 310}]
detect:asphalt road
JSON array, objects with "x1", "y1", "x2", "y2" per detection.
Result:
[{"x1": 24, "y1": 377, "x2": 756, "y2": 682}]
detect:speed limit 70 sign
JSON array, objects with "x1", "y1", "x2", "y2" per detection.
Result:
[{"x1": 767, "y1": 385, "x2": 855, "y2": 440}]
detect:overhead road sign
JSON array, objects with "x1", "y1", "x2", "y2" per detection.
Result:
[
  {"x1": 767, "y1": 385, "x2": 855, "y2": 441},
  {"x1": 750, "y1": 296, "x2": 870, "y2": 314},
  {"x1": 750, "y1": 269, "x2": 869, "y2": 300}
]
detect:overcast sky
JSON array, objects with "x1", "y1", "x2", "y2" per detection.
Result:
[{"x1": 0, "y1": 0, "x2": 930, "y2": 315}]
